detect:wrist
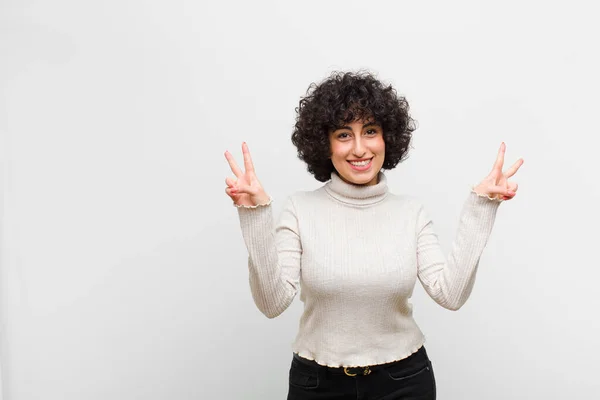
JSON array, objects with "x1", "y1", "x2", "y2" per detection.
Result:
[
  {"x1": 472, "y1": 184, "x2": 489, "y2": 196},
  {"x1": 234, "y1": 195, "x2": 273, "y2": 209},
  {"x1": 253, "y1": 193, "x2": 271, "y2": 205},
  {"x1": 471, "y1": 185, "x2": 503, "y2": 202}
]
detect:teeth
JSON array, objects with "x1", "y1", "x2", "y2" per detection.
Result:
[{"x1": 350, "y1": 159, "x2": 371, "y2": 166}]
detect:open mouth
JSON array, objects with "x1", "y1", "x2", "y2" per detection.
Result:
[{"x1": 347, "y1": 157, "x2": 373, "y2": 171}]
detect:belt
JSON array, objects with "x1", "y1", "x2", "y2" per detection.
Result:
[{"x1": 292, "y1": 347, "x2": 425, "y2": 377}]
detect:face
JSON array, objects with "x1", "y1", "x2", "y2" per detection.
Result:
[{"x1": 329, "y1": 119, "x2": 385, "y2": 186}]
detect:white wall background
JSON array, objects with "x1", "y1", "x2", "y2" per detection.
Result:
[{"x1": 1, "y1": 0, "x2": 599, "y2": 399}]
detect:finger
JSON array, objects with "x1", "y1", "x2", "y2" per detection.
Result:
[
  {"x1": 232, "y1": 183, "x2": 256, "y2": 196},
  {"x1": 490, "y1": 184, "x2": 516, "y2": 196},
  {"x1": 508, "y1": 182, "x2": 519, "y2": 192},
  {"x1": 503, "y1": 191, "x2": 517, "y2": 200},
  {"x1": 504, "y1": 158, "x2": 523, "y2": 178},
  {"x1": 242, "y1": 142, "x2": 255, "y2": 173},
  {"x1": 225, "y1": 187, "x2": 239, "y2": 200},
  {"x1": 224, "y1": 150, "x2": 244, "y2": 178},
  {"x1": 491, "y1": 142, "x2": 506, "y2": 174},
  {"x1": 233, "y1": 179, "x2": 259, "y2": 196},
  {"x1": 225, "y1": 176, "x2": 237, "y2": 188}
]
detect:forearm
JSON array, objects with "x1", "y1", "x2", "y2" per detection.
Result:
[
  {"x1": 237, "y1": 202, "x2": 300, "y2": 318},
  {"x1": 418, "y1": 191, "x2": 501, "y2": 310}
]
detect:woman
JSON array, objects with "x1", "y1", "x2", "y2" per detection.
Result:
[{"x1": 224, "y1": 71, "x2": 523, "y2": 399}]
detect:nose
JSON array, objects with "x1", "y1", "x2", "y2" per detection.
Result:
[{"x1": 352, "y1": 137, "x2": 366, "y2": 158}]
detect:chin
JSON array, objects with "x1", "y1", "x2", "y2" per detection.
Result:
[{"x1": 341, "y1": 171, "x2": 379, "y2": 186}]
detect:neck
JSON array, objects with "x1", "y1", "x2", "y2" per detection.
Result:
[
  {"x1": 337, "y1": 173, "x2": 380, "y2": 187},
  {"x1": 324, "y1": 171, "x2": 388, "y2": 207}
]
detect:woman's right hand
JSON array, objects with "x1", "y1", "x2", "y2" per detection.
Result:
[{"x1": 224, "y1": 142, "x2": 271, "y2": 207}]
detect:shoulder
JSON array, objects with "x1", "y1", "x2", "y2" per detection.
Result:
[
  {"x1": 385, "y1": 192, "x2": 424, "y2": 211},
  {"x1": 286, "y1": 189, "x2": 425, "y2": 210},
  {"x1": 286, "y1": 187, "x2": 328, "y2": 208},
  {"x1": 275, "y1": 186, "x2": 336, "y2": 220}
]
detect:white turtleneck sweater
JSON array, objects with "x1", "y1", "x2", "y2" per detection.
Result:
[{"x1": 236, "y1": 171, "x2": 502, "y2": 368}]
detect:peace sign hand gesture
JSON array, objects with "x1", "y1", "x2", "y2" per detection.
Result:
[
  {"x1": 224, "y1": 142, "x2": 271, "y2": 207},
  {"x1": 473, "y1": 142, "x2": 524, "y2": 201}
]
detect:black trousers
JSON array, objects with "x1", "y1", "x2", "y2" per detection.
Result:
[{"x1": 287, "y1": 346, "x2": 436, "y2": 400}]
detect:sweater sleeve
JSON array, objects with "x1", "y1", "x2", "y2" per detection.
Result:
[
  {"x1": 236, "y1": 197, "x2": 302, "y2": 318},
  {"x1": 416, "y1": 191, "x2": 502, "y2": 311}
]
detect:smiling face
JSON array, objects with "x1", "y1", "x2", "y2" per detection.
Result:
[{"x1": 329, "y1": 118, "x2": 385, "y2": 186}]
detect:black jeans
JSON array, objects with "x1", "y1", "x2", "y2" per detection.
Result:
[{"x1": 287, "y1": 346, "x2": 436, "y2": 400}]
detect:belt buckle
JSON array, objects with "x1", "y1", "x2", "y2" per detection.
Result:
[{"x1": 344, "y1": 366, "x2": 371, "y2": 376}]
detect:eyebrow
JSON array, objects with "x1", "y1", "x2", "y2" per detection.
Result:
[{"x1": 334, "y1": 122, "x2": 379, "y2": 131}]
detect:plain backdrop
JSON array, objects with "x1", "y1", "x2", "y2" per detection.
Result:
[{"x1": 1, "y1": 1, "x2": 599, "y2": 399}]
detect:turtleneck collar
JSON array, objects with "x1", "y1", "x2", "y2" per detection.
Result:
[{"x1": 324, "y1": 171, "x2": 389, "y2": 207}]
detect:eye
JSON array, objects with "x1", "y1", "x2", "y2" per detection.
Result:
[
  {"x1": 337, "y1": 132, "x2": 351, "y2": 139},
  {"x1": 365, "y1": 129, "x2": 378, "y2": 135}
]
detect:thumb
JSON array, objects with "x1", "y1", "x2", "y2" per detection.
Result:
[
  {"x1": 491, "y1": 185, "x2": 515, "y2": 196},
  {"x1": 232, "y1": 182, "x2": 256, "y2": 196}
]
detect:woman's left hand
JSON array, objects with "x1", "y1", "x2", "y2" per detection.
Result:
[{"x1": 473, "y1": 142, "x2": 524, "y2": 201}]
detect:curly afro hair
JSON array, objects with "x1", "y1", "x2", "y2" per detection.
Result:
[{"x1": 291, "y1": 71, "x2": 416, "y2": 182}]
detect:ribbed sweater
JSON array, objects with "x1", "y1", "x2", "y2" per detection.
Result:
[{"x1": 236, "y1": 171, "x2": 502, "y2": 367}]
